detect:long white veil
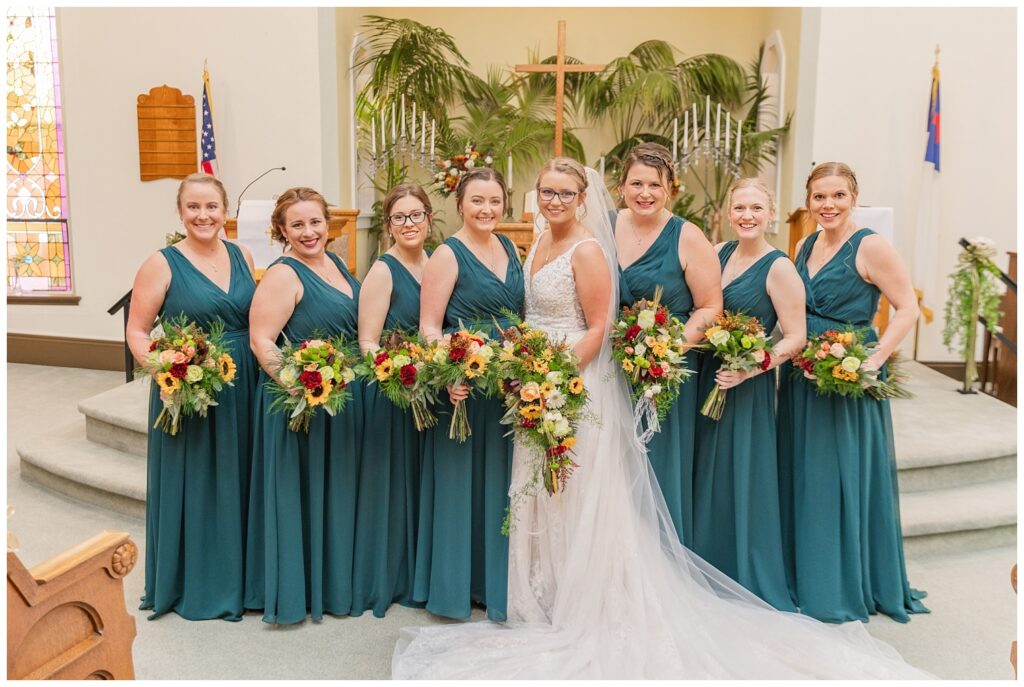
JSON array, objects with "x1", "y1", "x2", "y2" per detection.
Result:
[{"x1": 391, "y1": 167, "x2": 932, "y2": 679}]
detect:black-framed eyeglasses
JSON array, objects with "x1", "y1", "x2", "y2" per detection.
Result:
[
  {"x1": 537, "y1": 188, "x2": 579, "y2": 203},
  {"x1": 388, "y1": 210, "x2": 429, "y2": 227}
]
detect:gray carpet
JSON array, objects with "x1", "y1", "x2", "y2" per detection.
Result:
[{"x1": 6, "y1": 363, "x2": 1016, "y2": 679}]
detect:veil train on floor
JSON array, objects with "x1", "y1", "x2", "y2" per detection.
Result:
[{"x1": 391, "y1": 167, "x2": 933, "y2": 680}]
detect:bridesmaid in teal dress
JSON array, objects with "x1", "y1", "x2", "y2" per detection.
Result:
[
  {"x1": 126, "y1": 173, "x2": 257, "y2": 620},
  {"x1": 614, "y1": 143, "x2": 722, "y2": 546},
  {"x1": 352, "y1": 184, "x2": 432, "y2": 617},
  {"x1": 245, "y1": 187, "x2": 364, "y2": 624},
  {"x1": 777, "y1": 162, "x2": 928, "y2": 623},
  {"x1": 414, "y1": 167, "x2": 524, "y2": 621},
  {"x1": 692, "y1": 179, "x2": 805, "y2": 612}
]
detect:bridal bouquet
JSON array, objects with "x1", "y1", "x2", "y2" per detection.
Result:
[
  {"x1": 610, "y1": 286, "x2": 694, "y2": 441},
  {"x1": 267, "y1": 336, "x2": 358, "y2": 432},
  {"x1": 794, "y1": 328, "x2": 912, "y2": 400},
  {"x1": 493, "y1": 319, "x2": 588, "y2": 514},
  {"x1": 141, "y1": 315, "x2": 236, "y2": 436},
  {"x1": 699, "y1": 311, "x2": 773, "y2": 420},
  {"x1": 420, "y1": 328, "x2": 497, "y2": 441},
  {"x1": 354, "y1": 329, "x2": 439, "y2": 431}
]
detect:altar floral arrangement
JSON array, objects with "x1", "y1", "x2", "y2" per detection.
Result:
[
  {"x1": 794, "y1": 328, "x2": 911, "y2": 400},
  {"x1": 355, "y1": 329, "x2": 438, "y2": 430},
  {"x1": 420, "y1": 328, "x2": 497, "y2": 441},
  {"x1": 699, "y1": 311, "x2": 773, "y2": 420},
  {"x1": 267, "y1": 336, "x2": 358, "y2": 433},
  {"x1": 492, "y1": 319, "x2": 588, "y2": 530},
  {"x1": 433, "y1": 145, "x2": 494, "y2": 196},
  {"x1": 610, "y1": 286, "x2": 694, "y2": 441},
  {"x1": 141, "y1": 315, "x2": 236, "y2": 436}
]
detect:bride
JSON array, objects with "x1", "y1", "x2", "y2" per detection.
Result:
[{"x1": 392, "y1": 159, "x2": 933, "y2": 679}]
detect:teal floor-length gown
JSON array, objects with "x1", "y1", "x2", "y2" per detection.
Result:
[
  {"x1": 692, "y1": 243, "x2": 796, "y2": 612},
  {"x1": 777, "y1": 228, "x2": 928, "y2": 623},
  {"x1": 351, "y1": 252, "x2": 427, "y2": 617},
  {"x1": 412, "y1": 234, "x2": 524, "y2": 621},
  {"x1": 140, "y1": 240, "x2": 257, "y2": 621},
  {"x1": 243, "y1": 253, "x2": 364, "y2": 624},
  {"x1": 618, "y1": 214, "x2": 702, "y2": 546}
]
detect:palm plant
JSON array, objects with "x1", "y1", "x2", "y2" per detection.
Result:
[{"x1": 583, "y1": 41, "x2": 790, "y2": 239}]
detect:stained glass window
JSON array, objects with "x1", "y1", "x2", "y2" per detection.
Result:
[{"x1": 6, "y1": 6, "x2": 72, "y2": 293}]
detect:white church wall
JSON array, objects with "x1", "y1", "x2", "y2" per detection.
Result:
[
  {"x1": 8, "y1": 8, "x2": 327, "y2": 343},
  {"x1": 805, "y1": 7, "x2": 1016, "y2": 362}
]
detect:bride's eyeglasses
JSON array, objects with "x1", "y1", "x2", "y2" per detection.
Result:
[
  {"x1": 388, "y1": 210, "x2": 429, "y2": 226},
  {"x1": 538, "y1": 188, "x2": 579, "y2": 204}
]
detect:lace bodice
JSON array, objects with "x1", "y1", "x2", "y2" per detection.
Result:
[{"x1": 523, "y1": 237, "x2": 599, "y2": 337}]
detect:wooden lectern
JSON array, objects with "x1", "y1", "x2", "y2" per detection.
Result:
[
  {"x1": 8, "y1": 530, "x2": 138, "y2": 680},
  {"x1": 496, "y1": 213, "x2": 537, "y2": 259},
  {"x1": 224, "y1": 207, "x2": 360, "y2": 278}
]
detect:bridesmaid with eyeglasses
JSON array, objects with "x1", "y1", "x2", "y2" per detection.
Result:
[{"x1": 351, "y1": 184, "x2": 433, "y2": 617}]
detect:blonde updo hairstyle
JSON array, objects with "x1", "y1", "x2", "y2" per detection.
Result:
[
  {"x1": 175, "y1": 172, "x2": 228, "y2": 214},
  {"x1": 270, "y1": 187, "x2": 331, "y2": 247},
  {"x1": 618, "y1": 142, "x2": 677, "y2": 207},
  {"x1": 726, "y1": 177, "x2": 776, "y2": 216},
  {"x1": 805, "y1": 161, "x2": 859, "y2": 207},
  {"x1": 454, "y1": 166, "x2": 507, "y2": 216}
]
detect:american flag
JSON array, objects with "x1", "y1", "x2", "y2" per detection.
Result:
[{"x1": 200, "y1": 69, "x2": 218, "y2": 176}]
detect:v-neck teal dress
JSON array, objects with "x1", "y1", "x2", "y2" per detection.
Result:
[
  {"x1": 692, "y1": 242, "x2": 796, "y2": 612},
  {"x1": 352, "y1": 252, "x2": 428, "y2": 618},
  {"x1": 140, "y1": 240, "x2": 257, "y2": 621},
  {"x1": 777, "y1": 228, "x2": 928, "y2": 623},
  {"x1": 412, "y1": 234, "x2": 524, "y2": 621},
  {"x1": 243, "y1": 253, "x2": 365, "y2": 624},
  {"x1": 618, "y1": 214, "x2": 703, "y2": 546}
]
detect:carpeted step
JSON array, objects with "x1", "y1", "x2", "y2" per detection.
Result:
[
  {"x1": 891, "y1": 362, "x2": 1017, "y2": 492},
  {"x1": 78, "y1": 378, "x2": 150, "y2": 457},
  {"x1": 17, "y1": 419, "x2": 146, "y2": 520},
  {"x1": 900, "y1": 478, "x2": 1016, "y2": 556}
]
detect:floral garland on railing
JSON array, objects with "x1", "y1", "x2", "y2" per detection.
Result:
[{"x1": 941, "y1": 236, "x2": 1005, "y2": 392}]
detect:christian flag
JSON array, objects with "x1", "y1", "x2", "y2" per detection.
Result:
[
  {"x1": 924, "y1": 64, "x2": 940, "y2": 170},
  {"x1": 200, "y1": 68, "x2": 219, "y2": 176},
  {"x1": 912, "y1": 60, "x2": 940, "y2": 336}
]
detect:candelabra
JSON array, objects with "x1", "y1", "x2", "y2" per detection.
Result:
[
  {"x1": 671, "y1": 96, "x2": 744, "y2": 240},
  {"x1": 363, "y1": 98, "x2": 439, "y2": 178}
]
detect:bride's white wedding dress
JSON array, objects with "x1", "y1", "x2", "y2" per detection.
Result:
[{"x1": 392, "y1": 170, "x2": 933, "y2": 680}]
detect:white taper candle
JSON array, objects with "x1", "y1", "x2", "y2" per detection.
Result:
[
  {"x1": 724, "y1": 111, "x2": 730, "y2": 157},
  {"x1": 715, "y1": 103, "x2": 721, "y2": 146},
  {"x1": 672, "y1": 117, "x2": 678, "y2": 162}
]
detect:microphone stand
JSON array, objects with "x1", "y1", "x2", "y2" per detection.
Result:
[{"x1": 235, "y1": 166, "x2": 286, "y2": 217}]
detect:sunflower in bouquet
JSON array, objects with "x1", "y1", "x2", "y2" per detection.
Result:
[
  {"x1": 794, "y1": 328, "x2": 912, "y2": 400},
  {"x1": 419, "y1": 328, "x2": 498, "y2": 441},
  {"x1": 610, "y1": 286, "x2": 694, "y2": 440},
  {"x1": 492, "y1": 318, "x2": 589, "y2": 532},
  {"x1": 267, "y1": 335, "x2": 358, "y2": 432},
  {"x1": 699, "y1": 310, "x2": 773, "y2": 420},
  {"x1": 140, "y1": 315, "x2": 236, "y2": 436},
  {"x1": 354, "y1": 329, "x2": 439, "y2": 431}
]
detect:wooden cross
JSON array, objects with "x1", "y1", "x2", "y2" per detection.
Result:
[{"x1": 515, "y1": 20, "x2": 604, "y2": 156}]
